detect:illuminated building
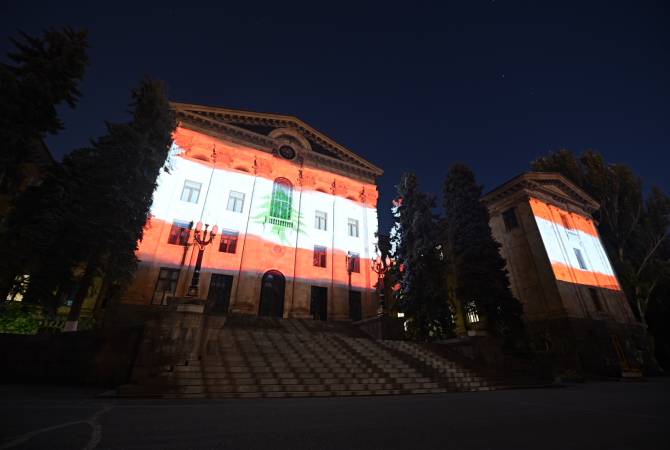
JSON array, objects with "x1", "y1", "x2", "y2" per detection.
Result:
[
  {"x1": 122, "y1": 103, "x2": 383, "y2": 321},
  {"x1": 483, "y1": 173, "x2": 653, "y2": 376}
]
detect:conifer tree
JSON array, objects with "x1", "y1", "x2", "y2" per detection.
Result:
[
  {"x1": 0, "y1": 28, "x2": 88, "y2": 304},
  {"x1": 61, "y1": 78, "x2": 175, "y2": 329},
  {"x1": 2, "y1": 78, "x2": 175, "y2": 328},
  {"x1": 0, "y1": 27, "x2": 88, "y2": 195},
  {"x1": 389, "y1": 173, "x2": 452, "y2": 340},
  {"x1": 443, "y1": 164, "x2": 524, "y2": 343}
]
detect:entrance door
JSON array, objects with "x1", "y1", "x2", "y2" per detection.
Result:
[
  {"x1": 259, "y1": 270, "x2": 285, "y2": 317},
  {"x1": 310, "y1": 286, "x2": 328, "y2": 321},
  {"x1": 207, "y1": 274, "x2": 233, "y2": 314},
  {"x1": 349, "y1": 290, "x2": 362, "y2": 322}
]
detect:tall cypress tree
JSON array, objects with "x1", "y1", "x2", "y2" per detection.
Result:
[
  {"x1": 4, "y1": 79, "x2": 175, "y2": 328},
  {"x1": 61, "y1": 78, "x2": 176, "y2": 329},
  {"x1": 443, "y1": 164, "x2": 524, "y2": 342},
  {"x1": 390, "y1": 173, "x2": 452, "y2": 340}
]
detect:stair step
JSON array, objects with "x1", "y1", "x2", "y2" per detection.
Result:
[{"x1": 125, "y1": 315, "x2": 536, "y2": 398}]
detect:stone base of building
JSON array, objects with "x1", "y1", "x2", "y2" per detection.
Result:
[{"x1": 526, "y1": 317, "x2": 657, "y2": 378}]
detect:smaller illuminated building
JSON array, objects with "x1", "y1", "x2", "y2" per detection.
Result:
[
  {"x1": 122, "y1": 103, "x2": 383, "y2": 321},
  {"x1": 482, "y1": 173, "x2": 653, "y2": 376}
]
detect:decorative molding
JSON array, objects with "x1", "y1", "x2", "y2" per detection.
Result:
[
  {"x1": 171, "y1": 102, "x2": 383, "y2": 179},
  {"x1": 482, "y1": 172, "x2": 599, "y2": 214}
]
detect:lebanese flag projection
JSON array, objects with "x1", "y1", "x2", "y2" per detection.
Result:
[
  {"x1": 135, "y1": 126, "x2": 379, "y2": 292},
  {"x1": 529, "y1": 198, "x2": 621, "y2": 291}
]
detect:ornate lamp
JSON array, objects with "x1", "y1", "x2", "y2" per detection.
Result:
[
  {"x1": 370, "y1": 254, "x2": 392, "y2": 316},
  {"x1": 187, "y1": 222, "x2": 218, "y2": 297}
]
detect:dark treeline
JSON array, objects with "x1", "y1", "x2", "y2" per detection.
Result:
[
  {"x1": 0, "y1": 28, "x2": 175, "y2": 330},
  {"x1": 388, "y1": 165, "x2": 525, "y2": 349}
]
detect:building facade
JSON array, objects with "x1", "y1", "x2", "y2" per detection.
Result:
[
  {"x1": 122, "y1": 103, "x2": 383, "y2": 321},
  {"x1": 482, "y1": 173, "x2": 653, "y2": 376}
]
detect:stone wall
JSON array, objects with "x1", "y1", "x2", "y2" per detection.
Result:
[{"x1": 0, "y1": 326, "x2": 143, "y2": 387}]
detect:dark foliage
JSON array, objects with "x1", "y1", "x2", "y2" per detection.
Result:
[
  {"x1": 0, "y1": 78, "x2": 175, "y2": 327},
  {"x1": 0, "y1": 28, "x2": 88, "y2": 193},
  {"x1": 442, "y1": 164, "x2": 525, "y2": 344},
  {"x1": 389, "y1": 173, "x2": 453, "y2": 340}
]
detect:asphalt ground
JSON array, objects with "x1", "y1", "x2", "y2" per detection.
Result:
[{"x1": 1, "y1": 379, "x2": 668, "y2": 449}]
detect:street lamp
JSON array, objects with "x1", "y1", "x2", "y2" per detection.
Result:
[
  {"x1": 187, "y1": 221, "x2": 218, "y2": 297},
  {"x1": 371, "y1": 254, "x2": 392, "y2": 316}
]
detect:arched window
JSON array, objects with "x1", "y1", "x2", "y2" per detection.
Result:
[{"x1": 270, "y1": 178, "x2": 292, "y2": 220}]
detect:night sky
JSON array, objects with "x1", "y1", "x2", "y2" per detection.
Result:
[{"x1": 2, "y1": 1, "x2": 668, "y2": 231}]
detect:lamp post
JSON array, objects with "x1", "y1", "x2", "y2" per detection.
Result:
[
  {"x1": 187, "y1": 221, "x2": 218, "y2": 297},
  {"x1": 371, "y1": 254, "x2": 392, "y2": 316}
]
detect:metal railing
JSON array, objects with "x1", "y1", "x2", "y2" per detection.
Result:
[{"x1": 265, "y1": 216, "x2": 293, "y2": 228}]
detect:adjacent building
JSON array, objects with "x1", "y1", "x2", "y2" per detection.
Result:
[
  {"x1": 482, "y1": 172, "x2": 652, "y2": 376},
  {"x1": 122, "y1": 103, "x2": 383, "y2": 321}
]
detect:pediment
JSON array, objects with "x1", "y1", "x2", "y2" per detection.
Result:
[
  {"x1": 170, "y1": 102, "x2": 383, "y2": 179},
  {"x1": 482, "y1": 172, "x2": 599, "y2": 213}
]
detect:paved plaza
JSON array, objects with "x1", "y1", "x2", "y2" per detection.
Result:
[{"x1": 1, "y1": 380, "x2": 668, "y2": 449}]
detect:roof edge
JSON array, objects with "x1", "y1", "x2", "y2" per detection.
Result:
[{"x1": 170, "y1": 101, "x2": 383, "y2": 176}]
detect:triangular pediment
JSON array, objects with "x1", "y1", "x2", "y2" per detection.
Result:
[
  {"x1": 170, "y1": 102, "x2": 383, "y2": 178},
  {"x1": 482, "y1": 172, "x2": 599, "y2": 213}
]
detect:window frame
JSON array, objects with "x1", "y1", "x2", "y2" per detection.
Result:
[
  {"x1": 315, "y1": 210, "x2": 328, "y2": 231},
  {"x1": 347, "y1": 218, "x2": 360, "y2": 238},
  {"x1": 168, "y1": 220, "x2": 192, "y2": 246},
  {"x1": 574, "y1": 248, "x2": 587, "y2": 270},
  {"x1": 313, "y1": 245, "x2": 327, "y2": 268},
  {"x1": 152, "y1": 267, "x2": 180, "y2": 305},
  {"x1": 219, "y1": 229, "x2": 239, "y2": 254},
  {"x1": 502, "y1": 208, "x2": 519, "y2": 232},
  {"x1": 180, "y1": 180, "x2": 202, "y2": 203},
  {"x1": 270, "y1": 178, "x2": 293, "y2": 220},
  {"x1": 347, "y1": 252, "x2": 360, "y2": 273},
  {"x1": 227, "y1": 190, "x2": 245, "y2": 213}
]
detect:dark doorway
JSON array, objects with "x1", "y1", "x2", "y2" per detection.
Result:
[
  {"x1": 349, "y1": 290, "x2": 362, "y2": 322},
  {"x1": 310, "y1": 286, "x2": 328, "y2": 321},
  {"x1": 259, "y1": 270, "x2": 285, "y2": 317},
  {"x1": 208, "y1": 273, "x2": 233, "y2": 314}
]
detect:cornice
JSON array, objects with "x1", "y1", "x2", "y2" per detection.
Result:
[
  {"x1": 171, "y1": 102, "x2": 383, "y2": 177},
  {"x1": 175, "y1": 109, "x2": 379, "y2": 185},
  {"x1": 482, "y1": 172, "x2": 600, "y2": 214}
]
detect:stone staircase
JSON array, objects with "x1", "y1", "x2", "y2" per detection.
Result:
[{"x1": 119, "y1": 314, "x2": 534, "y2": 399}]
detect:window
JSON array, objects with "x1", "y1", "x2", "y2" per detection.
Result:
[
  {"x1": 279, "y1": 145, "x2": 296, "y2": 160},
  {"x1": 348, "y1": 218, "x2": 359, "y2": 237},
  {"x1": 180, "y1": 180, "x2": 201, "y2": 203},
  {"x1": 315, "y1": 211, "x2": 327, "y2": 231},
  {"x1": 219, "y1": 230, "x2": 239, "y2": 254},
  {"x1": 502, "y1": 208, "x2": 519, "y2": 231},
  {"x1": 168, "y1": 220, "x2": 192, "y2": 245},
  {"x1": 347, "y1": 252, "x2": 360, "y2": 273},
  {"x1": 574, "y1": 248, "x2": 587, "y2": 270},
  {"x1": 270, "y1": 178, "x2": 292, "y2": 220},
  {"x1": 588, "y1": 288, "x2": 603, "y2": 312},
  {"x1": 465, "y1": 301, "x2": 480, "y2": 324},
  {"x1": 152, "y1": 268, "x2": 180, "y2": 305},
  {"x1": 313, "y1": 245, "x2": 327, "y2": 267},
  {"x1": 227, "y1": 191, "x2": 245, "y2": 213}
]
